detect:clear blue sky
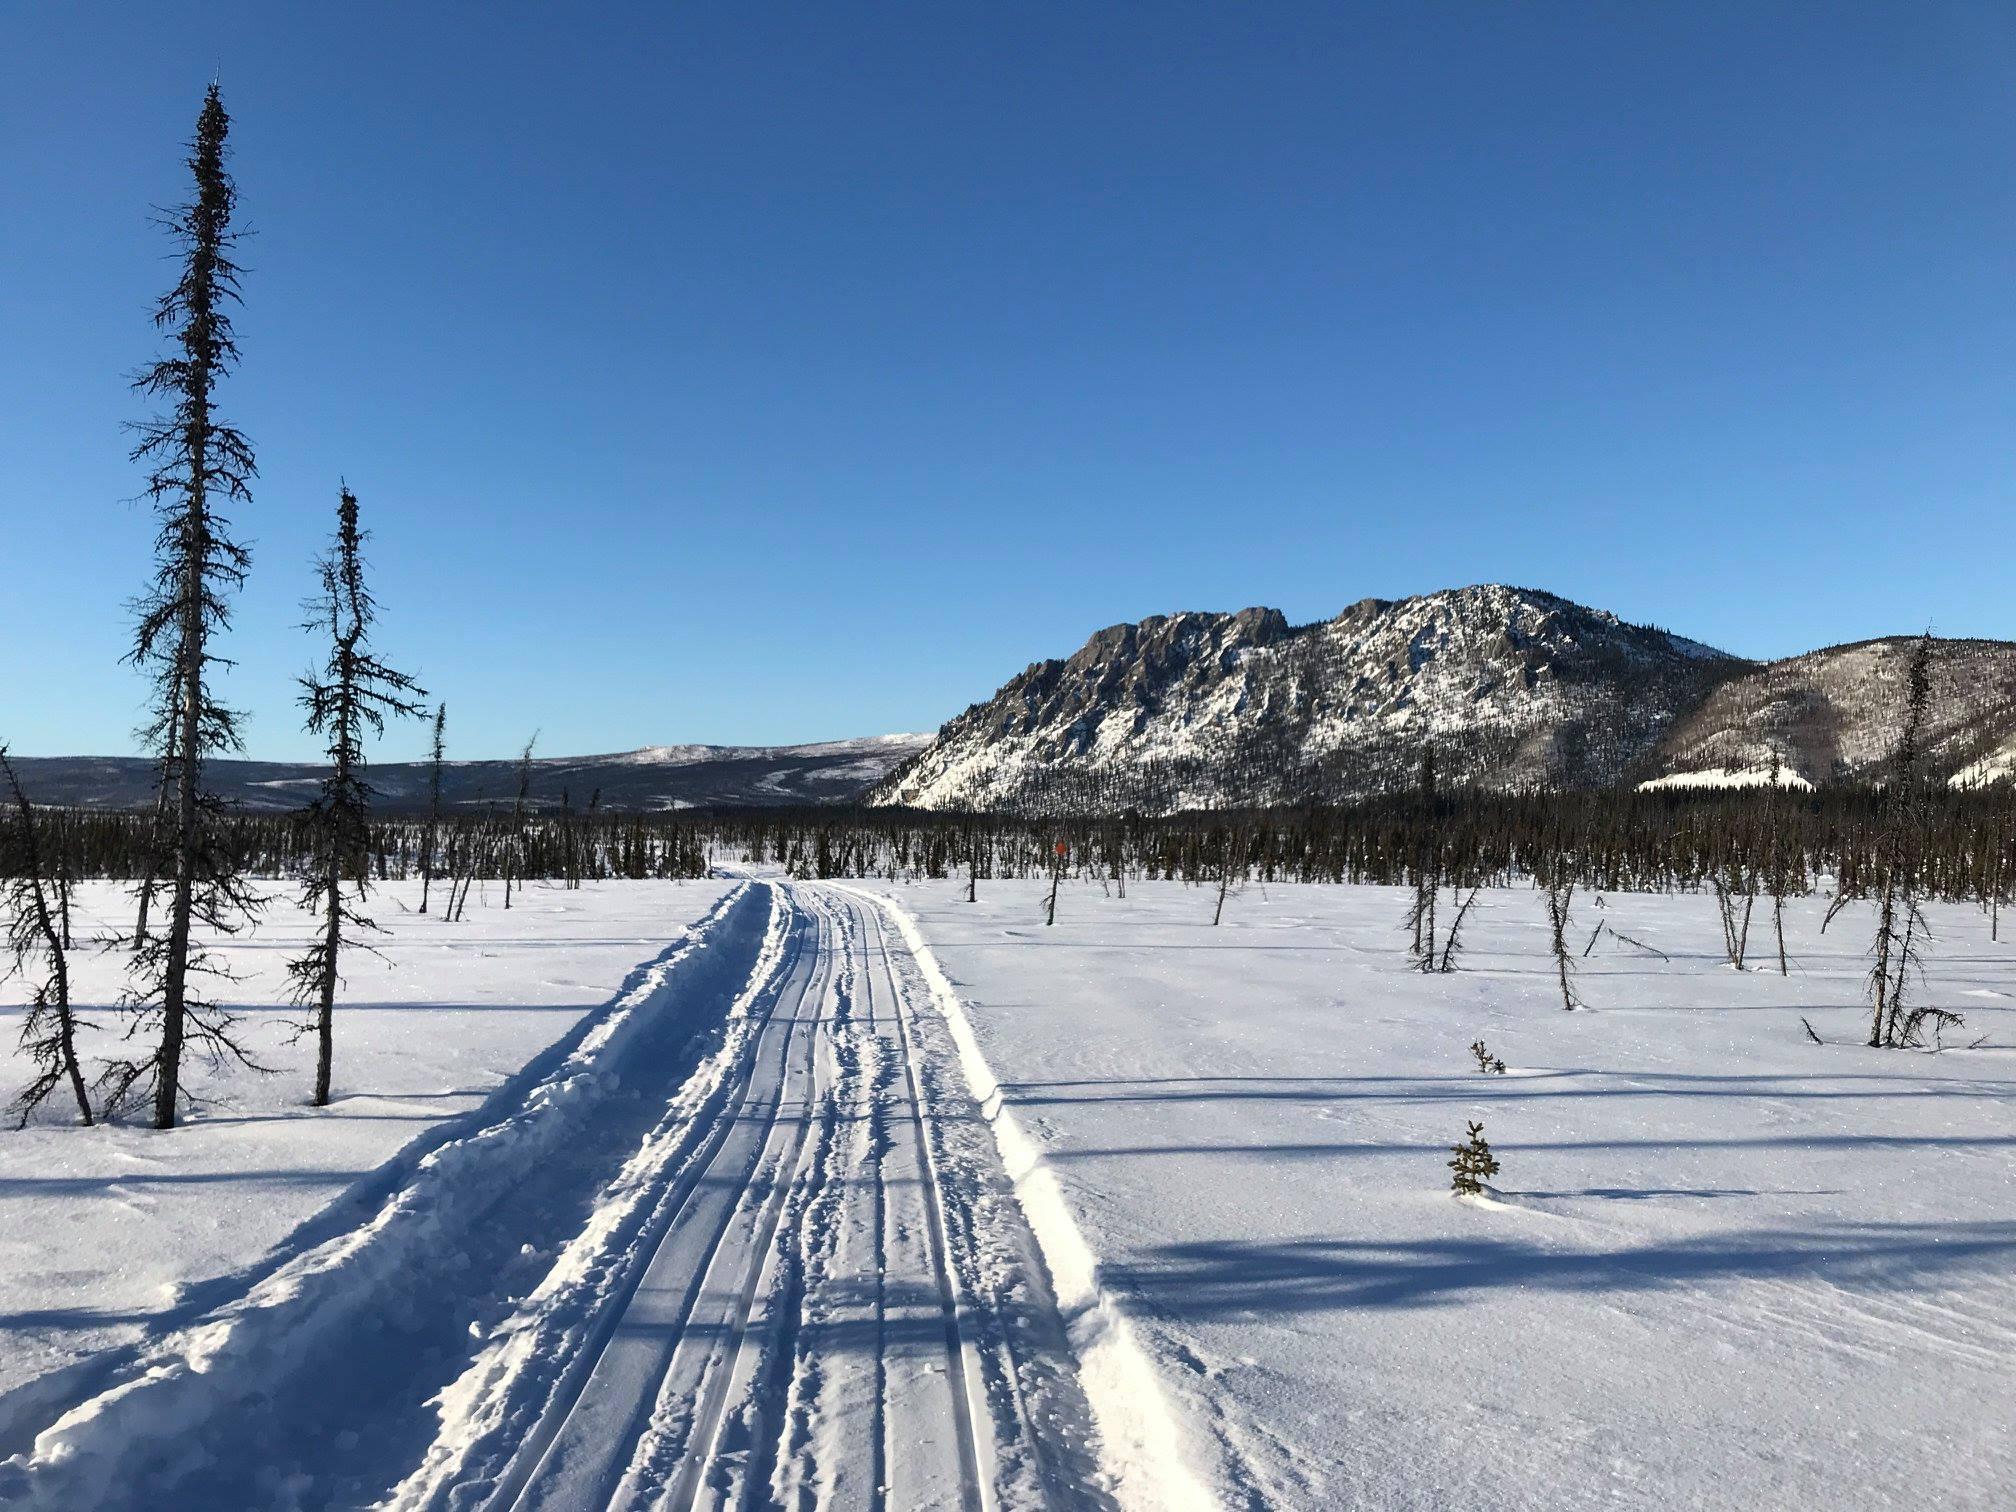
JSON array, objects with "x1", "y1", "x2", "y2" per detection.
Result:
[{"x1": 4, "y1": 3, "x2": 2013, "y2": 761}]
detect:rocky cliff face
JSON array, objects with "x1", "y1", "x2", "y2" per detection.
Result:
[{"x1": 872, "y1": 585, "x2": 1749, "y2": 813}]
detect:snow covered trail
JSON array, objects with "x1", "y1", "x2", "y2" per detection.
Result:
[
  {"x1": 0, "y1": 878, "x2": 1122, "y2": 1510},
  {"x1": 426, "y1": 880, "x2": 1116, "y2": 1512},
  {"x1": 0, "y1": 883, "x2": 772, "y2": 1510}
]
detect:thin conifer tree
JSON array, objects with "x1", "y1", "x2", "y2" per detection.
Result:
[
  {"x1": 287, "y1": 485, "x2": 426, "y2": 1107},
  {"x1": 419, "y1": 703, "x2": 446, "y2": 915},
  {"x1": 109, "y1": 84, "x2": 263, "y2": 1128},
  {"x1": 505, "y1": 735, "x2": 536, "y2": 910},
  {"x1": 1867, "y1": 635, "x2": 1935, "y2": 1047}
]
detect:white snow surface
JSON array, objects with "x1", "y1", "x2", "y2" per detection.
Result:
[
  {"x1": 3, "y1": 875, "x2": 2012, "y2": 1509},
  {"x1": 0, "y1": 879, "x2": 735, "y2": 1415},
  {"x1": 852, "y1": 877, "x2": 2016, "y2": 1510}
]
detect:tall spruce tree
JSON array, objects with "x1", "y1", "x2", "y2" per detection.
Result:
[
  {"x1": 110, "y1": 84, "x2": 263, "y2": 1128},
  {"x1": 288, "y1": 486, "x2": 425, "y2": 1106}
]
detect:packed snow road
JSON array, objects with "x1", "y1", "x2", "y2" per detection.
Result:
[
  {"x1": 477, "y1": 883, "x2": 1108, "y2": 1512},
  {"x1": 0, "y1": 880, "x2": 1115, "y2": 1512}
]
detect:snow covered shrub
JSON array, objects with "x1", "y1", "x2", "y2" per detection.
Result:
[
  {"x1": 1449, "y1": 1120, "x2": 1500, "y2": 1196},
  {"x1": 1469, "y1": 1039, "x2": 1507, "y2": 1075}
]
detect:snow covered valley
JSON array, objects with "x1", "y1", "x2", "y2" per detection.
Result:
[{"x1": 0, "y1": 877, "x2": 2010, "y2": 1509}]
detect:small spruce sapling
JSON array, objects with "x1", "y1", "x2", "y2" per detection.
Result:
[
  {"x1": 1449, "y1": 1120, "x2": 1500, "y2": 1197},
  {"x1": 1469, "y1": 1038, "x2": 1507, "y2": 1075}
]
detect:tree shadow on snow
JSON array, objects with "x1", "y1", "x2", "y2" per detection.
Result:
[{"x1": 1105, "y1": 1219, "x2": 2016, "y2": 1317}]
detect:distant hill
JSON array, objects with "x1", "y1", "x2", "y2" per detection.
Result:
[
  {"x1": 10, "y1": 734, "x2": 933, "y2": 813},
  {"x1": 869, "y1": 586, "x2": 2016, "y2": 814},
  {"x1": 1639, "y1": 637, "x2": 2016, "y2": 791}
]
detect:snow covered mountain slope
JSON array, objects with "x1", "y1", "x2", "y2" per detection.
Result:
[
  {"x1": 10, "y1": 734, "x2": 933, "y2": 813},
  {"x1": 871, "y1": 586, "x2": 1748, "y2": 813},
  {"x1": 1639, "y1": 637, "x2": 2016, "y2": 790}
]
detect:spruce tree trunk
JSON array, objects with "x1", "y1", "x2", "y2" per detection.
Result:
[
  {"x1": 156, "y1": 485, "x2": 210, "y2": 1131},
  {"x1": 51, "y1": 917, "x2": 90, "y2": 1126},
  {"x1": 315, "y1": 849, "x2": 341, "y2": 1107},
  {"x1": 1868, "y1": 876, "x2": 1896, "y2": 1047}
]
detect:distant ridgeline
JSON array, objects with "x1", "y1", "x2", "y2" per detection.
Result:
[
  {"x1": 9, "y1": 736, "x2": 933, "y2": 815},
  {"x1": 22, "y1": 587, "x2": 2016, "y2": 820},
  {"x1": 868, "y1": 586, "x2": 2016, "y2": 816}
]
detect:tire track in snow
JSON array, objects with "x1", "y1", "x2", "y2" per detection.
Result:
[
  {"x1": 495, "y1": 886, "x2": 839, "y2": 1511},
  {"x1": 8, "y1": 879, "x2": 1129, "y2": 1511},
  {"x1": 651, "y1": 903, "x2": 832, "y2": 1511},
  {"x1": 862, "y1": 897, "x2": 989, "y2": 1512},
  {"x1": 838, "y1": 883, "x2": 1204, "y2": 1512},
  {"x1": 442, "y1": 884, "x2": 820, "y2": 1510},
  {"x1": 497, "y1": 880, "x2": 1115, "y2": 1511}
]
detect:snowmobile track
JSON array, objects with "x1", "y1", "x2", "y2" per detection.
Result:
[{"x1": 1, "y1": 879, "x2": 1120, "y2": 1512}]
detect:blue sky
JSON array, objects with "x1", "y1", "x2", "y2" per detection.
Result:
[{"x1": 4, "y1": 3, "x2": 2014, "y2": 760}]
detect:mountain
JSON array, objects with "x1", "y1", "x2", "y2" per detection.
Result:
[
  {"x1": 870, "y1": 585, "x2": 1752, "y2": 813},
  {"x1": 1638, "y1": 637, "x2": 2016, "y2": 791},
  {"x1": 10, "y1": 734, "x2": 933, "y2": 814}
]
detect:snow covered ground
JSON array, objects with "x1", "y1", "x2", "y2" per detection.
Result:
[
  {"x1": 855, "y1": 877, "x2": 2016, "y2": 1510},
  {"x1": 0, "y1": 878, "x2": 1110, "y2": 1511},
  {"x1": 0, "y1": 879, "x2": 735, "y2": 1419},
  {"x1": 2, "y1": 873, "x2": 2010, "y2": 1509}
]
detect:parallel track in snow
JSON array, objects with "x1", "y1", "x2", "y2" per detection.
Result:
[
  {"x1": 489, "y1": 880, "x2": 1101, "y2": 1512},
  {"x1": 491, "y1": 889, "x2": 836, "y2": 1511},
  {"x1": 2, "y1": 879, "x2": 1115, "y2": 1512}
]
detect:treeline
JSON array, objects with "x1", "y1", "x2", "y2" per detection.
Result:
[
  {"x1": 12, "y1": 806, "x2": 715, "y2": 888},
  {"x1": 14, "y1": 782, "x2": 2013, "y2": 909}
]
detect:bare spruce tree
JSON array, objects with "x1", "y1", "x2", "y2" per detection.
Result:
[
  {"x1": 1, "y1": 749, "x2": 94, "y2": 1126},
  {"x1": 1537, "y1": 837, "x2": 1582, "y2": 1011},
  {"x1": 110, "y1": 84, "x2": 263, "y2": 1128},
  {"x1": 1764, "y1": 748, "x2": 1793, "y2": 975},
  {"x1": 1438, "y1": 878, "x2": 1482, "y2": 972},
  {"x1": 1867, "y1": 634, "x2": 1935, "y2": 1047},
  {"x1": 1212, "y1": 818, "x2": 1249, "y2": 925},
  {"x1": 419, "y1": 702, "x2": 446, "y2": 915},
  {"x1": 1045, "y1": 837, "x2": 1065, "y2": 926},
  {"x1": 504, "y1": 735, "x2": 536, "y2": 910},
  {"x1": 287, "y1": 486, "x2": 425, "y2": 1106},
  {"x1": 1406, "y1": 747, "x2": 1438, "y2": 968}
]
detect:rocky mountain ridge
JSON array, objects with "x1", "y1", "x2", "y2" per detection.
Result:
[{"x1": 870, "y1": 586, "x2": 2016, "y2": 813}]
